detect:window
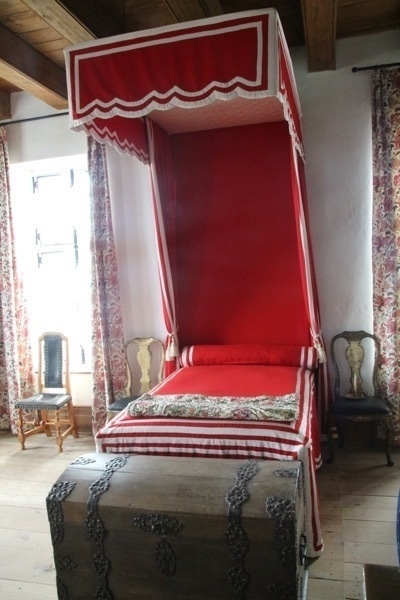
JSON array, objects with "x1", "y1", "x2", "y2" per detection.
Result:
[{"x1": 10, "y1": 155, "x2": 92, "y2": 372}]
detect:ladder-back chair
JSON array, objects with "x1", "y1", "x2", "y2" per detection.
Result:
[{"x1": 15, "y1": 332, "x2": 78, "y2": 452}]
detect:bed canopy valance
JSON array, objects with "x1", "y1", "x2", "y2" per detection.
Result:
[
  {"x1": 65, "y1": 8, "x2": 329, "y2": 423},
  {"x1": 65, "y1": 9, "x2": 303, "y2": 161}
]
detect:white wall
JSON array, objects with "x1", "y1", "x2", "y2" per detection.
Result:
[
  {"x1": 105, "y1": 148, "x2": 166, "y2": 341},
  {"x1": 4, "y1": 29, "x2": 399, "y2": 403},
  {"x1": 6, "y1": 93, "x2": 87, "y2": 162},
  {"x1": 290, "y1": 30, "x2": 400, "y2": 346}
]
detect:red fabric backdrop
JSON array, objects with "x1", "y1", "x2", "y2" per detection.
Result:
[{"x1": 166, "y1": 121, "x2": 310, "y2": 348}]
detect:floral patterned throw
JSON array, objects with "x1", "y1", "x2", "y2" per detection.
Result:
[{"x1": 127, "y1": 392, "x2": 300, "y2": 421}]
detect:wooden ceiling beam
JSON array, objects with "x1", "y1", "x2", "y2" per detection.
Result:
[
  {"x1": 19, "y1": 0, "x2": 93, "y2": 44},
  {"x1": 301, "y1": 0, "x2": 338, "y2": 72},
  {"x1": 0, "y1": 90, "x2": 11, "y2": 121},
  {"x1": 165, "y1": 0, "x2": 223, "y2": 22},
  {"x1": 0, "y1": 23, "x2": 68, "y2": 109},
  {"x1": 54, "y1": 0, "x2": 122, "y2": 39},
  {"x1": 199, "y1": 0, "x2": 224, "y2": 18}
]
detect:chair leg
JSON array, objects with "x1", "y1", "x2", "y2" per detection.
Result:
[
  {"x1": 54, "y1": 410, "x2": 64, "y2": 452},
  {"x1": 16, "y1": 408, "x2": 47, "y2": 450},
  {"x1": 326, "y1": 415, "x2": 335, "y2": 464},
  {"x1": 67, "y1": 401, "x2": 79, "y2": 439},
  {"x1": 53, "y1": 402, "x2": 79, "y2": 452},
  {"x1": 385, "y1": 420, "x2": 394, "y2": 467},
  {"x1": 17, "y1": 408, "x2": 27, "y2": 450},
  {"x1": 41, "y1": 409, "x2": 53, "y2": 437}
]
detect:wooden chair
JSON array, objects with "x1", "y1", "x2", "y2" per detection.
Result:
[
  {"x1": 327, "y1": 330, "x2": 393, "y2": 466},
  {"x1": 15, "y1": 332, "x2": 78, "y2": 452},
  {"x1": 107, "y1": 337, "x2": 165, "y2": 421}
]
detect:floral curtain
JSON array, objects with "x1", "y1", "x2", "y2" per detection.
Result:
[
  {"x1": 88, "y1": 136, "x2": 126, "y2": 433},
  {"x1": 372, "y1": 67, "x2": 400, "y2": 446},
  {"x1": 0, "y1": 126, "x2": 35, "y2": 432}
]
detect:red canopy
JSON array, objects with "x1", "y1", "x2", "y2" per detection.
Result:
[
  {"x1": 65, "y1": 9, "x2": 303, "y2": 161},
  {"x1": 64, "y1": 8, "x2": 330, "y2": 424}
]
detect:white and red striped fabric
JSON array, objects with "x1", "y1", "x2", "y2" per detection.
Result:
[{"x1": 95, "y1": 363, "x2": 323, "y2": 557}]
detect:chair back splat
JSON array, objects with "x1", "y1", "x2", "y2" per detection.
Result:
[
  {"x1": 107, "y1": 337, "x2": 165, "y2": 420},
  {"x1": 15, "y1": 332, "x2": 78, "y2": 452},
  {"x1": 327, "y1": 330, "x2": 393, "y2": 466}
]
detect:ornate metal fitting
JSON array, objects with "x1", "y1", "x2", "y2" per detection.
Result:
[
  {"x1": 133, "y1": 513, "x2": 184, "y2": 577},
  {"x1": 84, "y1": 453, "x2": 131, "y2": 599},
  {"x1": 71, "y1": 456, "x2": 97, "y2": 465},
  {"x1": 133, "y1": 513, "x2": 184, "y2": 536},
  {"x1": 54, "y1": 553, "x2": 77, "y2": 571},
  {"x1": 47, "y1": 480, "x2": 77, "y2": 597},
  {"x1": 88, "y1": 474, "x2": 111, "y2": 501},
  {"x1": 47, "y1": 480, "x2": 76, "y2": 505},
  {"x1": 273, "y1": 468, "x2": 298, "y2": 478},
  {"x1": 265, "y1": 496, "x2": 296, "y2": 569},
  {"x1": 156, "y1": 537, "x2": 178, "y2": 577},
  {"x1": 56, "y1": 575, "x2": 69, "y2": 600},
  {"x1": 47, "y1": 480, "x2": 76, "y2": 545},
  {"x1": 225, "y1": 460, "x2": 259, "y2": 595}
]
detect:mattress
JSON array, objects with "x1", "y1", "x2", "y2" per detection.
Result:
[{"x1": 95, "y1": 360, "x2": 323, "y2": 557}]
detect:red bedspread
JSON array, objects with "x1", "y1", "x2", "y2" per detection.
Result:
[{"x1": 95, "y1": 363, "x2": 323, "y2": 556}]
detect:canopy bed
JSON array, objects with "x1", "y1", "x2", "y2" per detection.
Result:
[{"x1": 64, "y1": 9, "x2": 328, "y2": 559}]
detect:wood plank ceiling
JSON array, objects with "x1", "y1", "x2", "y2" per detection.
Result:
[{"x1": 0, "y1": 0, "x2": 399, "y2": 121}]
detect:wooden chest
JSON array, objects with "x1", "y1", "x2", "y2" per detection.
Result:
[{"x1": 47, "y1": 453, "x2": 307, "y2": 599}]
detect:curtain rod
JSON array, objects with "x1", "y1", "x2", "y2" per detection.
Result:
[
  {"x1": 352, "y1": 61, "x2": 400, "y2": 73},
  {"x1": 0, "y1": 111, "x2": 69, "y2": 126}
]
